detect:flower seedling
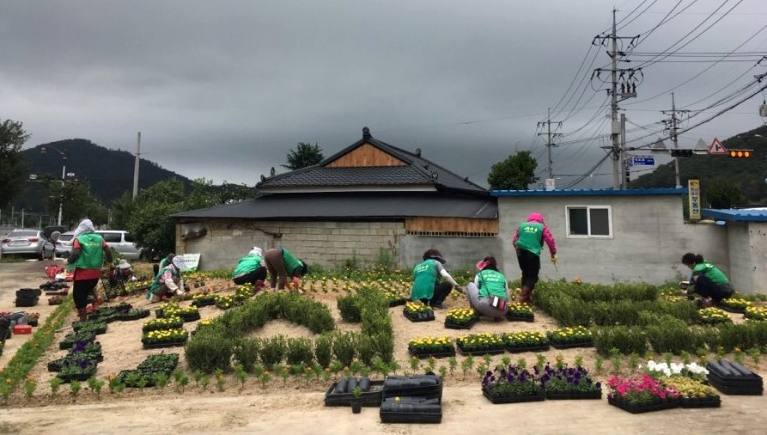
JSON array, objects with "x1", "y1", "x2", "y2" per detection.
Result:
[
  {"x1": 24, "y1": 376, "x2": 36, "y2": 400},
  {"x1": 87, "y1": 376, "x2": 105, "y2": 399},
  {"x1": 69, "y1": 380, "x2": 82, "y2": 402}
]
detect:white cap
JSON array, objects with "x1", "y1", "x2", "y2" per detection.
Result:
[
  {"x1": 117, "y1": 259, "x2": 131, "y2": 269},
  {"x1": 249, "y1": 247, "x2": 262, "y2": 256}
]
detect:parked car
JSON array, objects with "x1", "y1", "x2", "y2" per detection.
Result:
[
  {"x1": 54, "y1": 231, "x2": 76, "y2": 259},
  {"x1": 95, "y1": 230, "x2": 143, "y2": 260},
  {"x1": 1, "y1": 229, "x2": 56, "y2": 260}
]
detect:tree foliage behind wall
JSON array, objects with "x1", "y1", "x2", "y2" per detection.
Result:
[
  {"x1": 487, "y1": 151, "x2": 539, "y2": 190},
  {"x1": 0, "y1": 119, "x2": 29, "y2": 209}
]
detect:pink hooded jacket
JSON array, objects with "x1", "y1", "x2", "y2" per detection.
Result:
[{"x1": 512, "y1": 212, "x2": 557, "y2": 256}]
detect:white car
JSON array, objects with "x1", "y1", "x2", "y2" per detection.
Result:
[
  {"x1": 1, "y1": 229, "x2": 56, "y2": 260},
  {"x1": 54, "y1": 231, "x2": 76, "y2": 258},
  {"x1": 95, "y1": 230, "x2": 143, "y2": 260}
]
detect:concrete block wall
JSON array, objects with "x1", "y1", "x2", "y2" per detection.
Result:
[
  {"x1": 399, "y1": 235, "x2": 504, "y2": 272},
  {"x1": 728, "y1": 223, "x2": 755, "y2": 292},
  {"x1": 497, "y1": 196, "x2": 727, "y2": 286},
  {"x1": 745, "y1": 223, "x2": 767, "y2": 293},
  {"x1": 178, "y1": 219, "x2": 405, "y2": 271}
]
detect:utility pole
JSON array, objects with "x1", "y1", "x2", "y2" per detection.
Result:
[
  {"x1": 662, "y1": 93, "x2": 689, "y2": 189},
  {"x1": 132, "y1": 132, "x2": 141, "y2": 199},
  {"x1": 537, "y1": 108, "x2": 563, "y2": 179},
  {"x1": 593, "y1": 9, "x2": 640, "y2": 189}
]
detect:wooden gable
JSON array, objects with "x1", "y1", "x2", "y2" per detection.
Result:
[{"x1": 326, "y1": 143, "x2": 407, "y2": 168}]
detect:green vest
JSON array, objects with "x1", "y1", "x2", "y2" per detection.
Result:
[
  {"x1": 410, "y1": 259, "x2": 439, "y2": 301},
  {"x1": 70, "y1": 232, "x2": 106, "y2": 270},
  {"x1": 693, "y1": 262, "x2": 729, "y2": 285},
  {"x1": 516, "y1": 222, "x2": 544, "y2": 256},
  {"x1": 477, "y1": 269, "x2": 507, "y2": 299},
  {"x1": 150, "y1": 264, "x2": 179, "y2": 294},
  {"x1": 282, "y1": 248, "x2": 302, "y2": 275},
  {"x1": 233, "y1": 254, "x2": 263, "y2": 278}
]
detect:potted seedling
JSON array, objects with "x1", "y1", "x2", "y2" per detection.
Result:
[{"x1": 351, "y1": 386, "x2": 363, "y2": 414}]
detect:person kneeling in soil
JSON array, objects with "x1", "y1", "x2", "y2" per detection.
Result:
[
  {"x1": 147, "y1": 256, "x2": 186, "y2": 303},
  {"x1": 465, "y1": 256, "x2": 509, "y2": 321},
  {"x1": 409, "y1": 249, "x2": 461, "y2": 310},
  {"x1": 681, "y1": 252, "x2": 734, "y2": 308},
  {"x1": 232, "y1": 247, "x2": 267, "y2": 291},
  {"x1": 263, "y1": 247, "x2": 307, "y2": 292}
]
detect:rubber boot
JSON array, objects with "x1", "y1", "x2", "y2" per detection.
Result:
[{"x1": 519, "y1": 286, "x2": 532, "y2": 304}]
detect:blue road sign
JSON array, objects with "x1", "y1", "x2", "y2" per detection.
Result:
[{"x1": 633, "y1": 156, "x2": 655, "y2": 166}]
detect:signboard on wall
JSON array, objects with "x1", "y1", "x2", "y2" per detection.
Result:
[
  {"x1": 179, "y1": 253, "x2": 201, "y2": 272},
  {"x1": 688, "y1": 179, "x2": 701, "y2": 221}
]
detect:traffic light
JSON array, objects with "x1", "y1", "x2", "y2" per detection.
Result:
[
  {"x1": 729, "y1": 149, "x2": 752, "y2": 158},
  {"x1": 670, "y1": 149, "x2": 693, "y2": 157}
]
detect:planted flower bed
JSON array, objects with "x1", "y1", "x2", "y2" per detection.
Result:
[
  {"x1": 456, "y1": 333, "x2": 505, "y2": 356},
  {"x1": 503, "y1": 331, "x2": 550, "y2": 353},
  {"x1": 444, "y1": 308, "x2": 478, "y2": 330},
  {"x1": 408, "y1": 336, "x2": 455, "y2": 359},
  {"x1": 118, "y1": 308, "x2": 150, "y2": 321},
  {"x1": 717, "y1": 298, "x2": 752, "y2": 314},
  {"x1": 48, "y1": 341, "x2": 103, "y2": 372},
  {"x1": 505, "y1": 302, "x2": 534, "y2": 322},
  {"x1": 403, "y1": 301, "x2": 435, "y2": 322},
  {"x1": 541, "y1": 364, "x2": 601, "y2": 400},
  {"x1": 155, "y1": 303, "x2": 201, "y2": 322},
  {"x1": 659, "y1": 376, "x2": 720, "y2": 408},
  {"x1": 141, "y1": 328, "x2": 189, "y2": 349},
  {"x1": 116, "y1": 353, "x2": 180, "y2": 388},
  {"x1": 606, "y1": 374, "x2": 680, "y2": 414},
  {"x1": 546, "y1": 326, "x2": 593, "y2": 349},
  {"x1": 744, "y1": 306, "x2": 767, "y2": 321},
  {"x1": 481, "y1": 364, "x2": 545, "y2": 404},
  {"x1": 59, "y1": 331, "x2": 97, "y2": 350},
  {"x1": 191, "y1": 293, "x2": 217, "y2": 308},
  {"x1": 142, "y1": 316, "x2": 184, "y2": 333},
  {"x1": 698, "y1": 307, "x2": 732, "y2": 325},
  {"x1": 72, "y1": 320, "x2": 108, "y2": 335}
]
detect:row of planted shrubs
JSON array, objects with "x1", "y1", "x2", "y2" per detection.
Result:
[
  {"x1": 186, "y1": 286, "x2": 394, "y2": 373},
  {"x1": 592, "y1": 314, "x2": 767, "y2": 356},
  {"x1": 534, "y1": 281, "x2": 700, "y2": 327}
]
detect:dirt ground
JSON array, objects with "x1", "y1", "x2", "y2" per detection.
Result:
[{"x1": 1, "y1": 260, "x2": 767, "y2": 435}]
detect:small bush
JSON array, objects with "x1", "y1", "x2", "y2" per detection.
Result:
[
  {"x1": 337, "y1": 294, "x2": 362, "y2": 323},
  {"x1": 185, "y1": 333, "x2": 234, "y2": 373},
  {"x1": 259, "y1": 335, "x2": 287, "y2": 369},
  {"x1": 314, "y1": 334, "x2": 334, "y2": 368},
  {"x1": 232, "y1": 338, "x2": 261, "y2": 372},
  {"x1": 332, "y1": 331, "x2": 357, "y2": 367},
  {"x1": 593, "y1": 326, "x2": 647, "y2": 356},
  {"x1": 285, "y1": 337, "x2": 315, "y2": 368}
]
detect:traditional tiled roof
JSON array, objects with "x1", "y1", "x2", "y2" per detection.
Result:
[
  {"x1": 492, "y1": 187, "x2": 687, "y2": 197},
  {"x1": 173, "y1": 192, "x2": 497, "y2": 220},
  {"x1": 257, "y1": 127, "x2": 487, "y2": 196}
]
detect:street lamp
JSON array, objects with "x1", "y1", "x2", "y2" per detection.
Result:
[{"x1": 40, "y1": 145, "x2": 67, "y2": 226}]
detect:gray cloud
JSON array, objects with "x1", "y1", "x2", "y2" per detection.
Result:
[{"x1": 2, "y1": 0, "x2": 765, "y2": 189}]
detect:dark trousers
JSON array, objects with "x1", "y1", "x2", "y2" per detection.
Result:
[
  {"x1": 233, "y1": 266, "x2": 267, "y2": 286},
  {"x1": 420, "y1": 282, "x2": 453, "y2": 306},
  {"x1": 517, "y1": 249, "x2": 541, "y2": 290},
  {"x1": 73, "y1": 278, "x2": 99, "y2": 309},
  {"x1": 693, "y1": 275, "x2": 734, "y2": 304}
]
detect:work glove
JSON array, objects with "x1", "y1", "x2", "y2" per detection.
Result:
[{"x1": 551, "y1": 255, "x2": 557, "y2": 265}]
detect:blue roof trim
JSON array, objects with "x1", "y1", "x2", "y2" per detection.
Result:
[
  {"x1": 491, "y1": 188, "x2": 687, "y2": 197},
  {"x1": 702, "y1": 208, "x2": 767, "y2": 222}
]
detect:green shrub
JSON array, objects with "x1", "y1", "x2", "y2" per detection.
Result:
[
  {"x1": 356, "y1": 334, "x2": 376, "y2": 366},
  {"x1": 185, "y1": 334, "x2": 234, "y2": 373},
  {"x1": 658, "y1": 300, "x2": 700, "y2": 324},
  {"x1": 259, "y1": 335, "x2": 287, "y2": 369},
  {"x1": 593, "y1": 326, "x2": 647, "y2": 356},
  {"x1": 232, "y1": 338, "x2": 261, "y2": 372},
  {"x1": 336, "y1": 293, "x2": 362, "y2": 322},
  {"x1": 285, "y1": 337, "x2": 315, "y2": 368},
  {"x1": 314, "y1": 334, "x2": 334, "y2": 368},
  {"x1": 332, "y1": 331, "x2": 357, "y2": 367},
  {"x1": 646, "y1": 316, "x2": 704, "y2": 354}
]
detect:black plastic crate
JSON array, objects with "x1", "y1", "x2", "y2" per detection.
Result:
[
  {"x1": 324, "y1": 379, "x2": 384, "y2": 407},
  {"x1": 382, "y1": 374, "x2": 443, "y2": 402},
  {"x1": 379, "y1": 396, "x2": 442, "y2": 424}
]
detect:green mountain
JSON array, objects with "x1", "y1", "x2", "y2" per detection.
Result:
[
  {"x1": 629, "y1": 125, "x2": 767, "y2": 206},
  {"x1": 7, "y1": 139, "x2": 251, "y2": 223}
]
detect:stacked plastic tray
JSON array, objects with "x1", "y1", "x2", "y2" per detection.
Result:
[
  {"x1": 380, "y1": 374, "x2": 443, "y2": 424},
  {"x1": 324, "y1": 377, "x2": 384, "y2": 407},
  {"x1": 706, "y1": 359, "x2": 763, "y2": 396}
]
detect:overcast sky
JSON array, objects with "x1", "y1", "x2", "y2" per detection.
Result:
[{"x1": 2, "y1": 0, "x2": 766, "y2": 190}]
